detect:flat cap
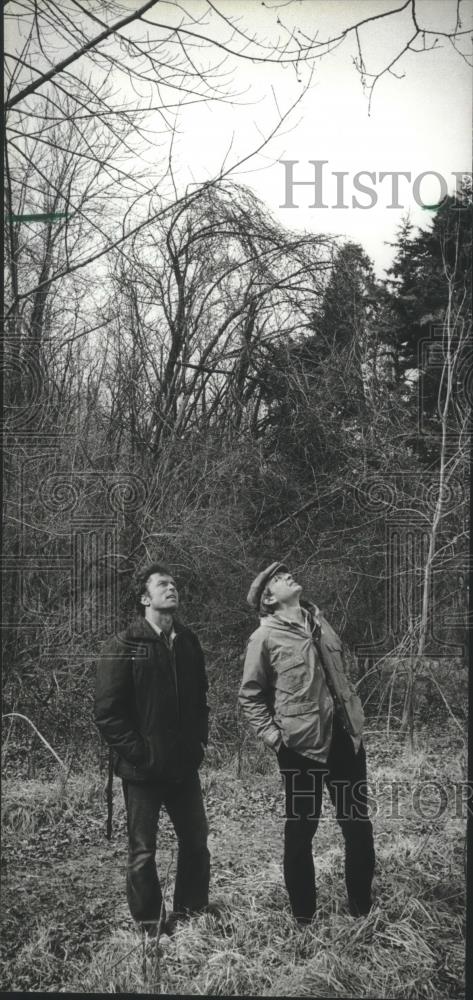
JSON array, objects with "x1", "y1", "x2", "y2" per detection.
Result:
[{"x1": 246, "y1": 561, "x2": 288, "y2": 610}]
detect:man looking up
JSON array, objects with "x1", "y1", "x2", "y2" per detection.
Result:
[
  {"x1": 239, "y1": 562, "x2": 375, "y2": 926},
  {"x1": 95, "y1": 563, "x2": 210, "y2": 937}
]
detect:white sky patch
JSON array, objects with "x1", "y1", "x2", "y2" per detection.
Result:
[
  {"x1": 5, "y1": 0, "x2": 472, "y2": 278},
  {"x1": 152, "y1": 0, "x2": 472, "y2": 276}
]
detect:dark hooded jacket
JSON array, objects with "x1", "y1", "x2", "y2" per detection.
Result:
[{"x1": 94, "y1": 617, "x2": 209, "y2": 782}]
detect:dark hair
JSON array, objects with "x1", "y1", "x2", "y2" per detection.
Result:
[{"x1": 135, "y1": 562, "x2": 173, "y2": 615}]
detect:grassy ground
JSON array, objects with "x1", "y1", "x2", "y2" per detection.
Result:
[{"x1": 1, "y1": 723, "x2": 467, "y2": 996}]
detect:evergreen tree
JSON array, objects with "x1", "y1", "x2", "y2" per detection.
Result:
[{"x1": 385, "y1": 188, "x2": 472, "y2": 462}]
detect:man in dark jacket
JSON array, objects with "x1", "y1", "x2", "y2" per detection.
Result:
[
  {"x1": 95, "y1": 563, "x2": 210, "y2": 936},
  {"x1": 239, "y1": 562, "x2": 375, "y2": 926}
]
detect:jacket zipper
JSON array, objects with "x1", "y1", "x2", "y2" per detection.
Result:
[
  {"x1": 312, "y1": 635, "x2": 354, "y2": 736},
  {"x1": 169, "y1": 636, "x2": 180, "y2": 723},
  {"x1": 171, "y1": 638, "x2": 182, "y2": 772}
]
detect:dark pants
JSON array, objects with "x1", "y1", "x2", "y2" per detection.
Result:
[
  {"x1": 122, "y1": 770, "x2": 210, "y2": 923},
  {"x1": 277, "y1": 716, "x2": 375, "y2": 922}
]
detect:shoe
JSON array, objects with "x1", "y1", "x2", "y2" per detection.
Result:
[
  {"x1": 348, "y1": 896, "x2": 372, "y2": 918},
  {"x1": 141, "y1": 919, "x2": 165, "y2": 939},
  {"x1": 140, "y1": 907, "x2": 170, "y2": 938},
  {"x1": 163, "y1": 910, "x2": 188, "y2": 936},
  {"x1": 200, "y1": 901, "x2": 226, "y2": 919}
]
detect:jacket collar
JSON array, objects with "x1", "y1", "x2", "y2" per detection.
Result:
[
  {"x1": 259, "y1": 599, "x2": 323, "y2": 638},
  {"x1": 123, "y1": 617, "x2": 189, "y2": 641}
]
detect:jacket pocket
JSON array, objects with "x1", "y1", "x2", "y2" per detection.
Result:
[
  {"x1": 281, "y1": 709, "x2": 321, "y2": 751},
  {"x1": 275, "y1": 659, "x2": 306, "y2": 694},
  {"x1": 323, "y1": 637, "x2": 359, "y2": 698},
  {"x1": 145, "y1": 732, "x2": 169, "y2": 776},
  {"x1": 114, "y1": 754, "x2": 150, "y2": 783}
]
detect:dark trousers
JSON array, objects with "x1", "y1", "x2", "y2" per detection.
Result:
[
  {"x1": 122, "y1": 770, "x2": 210, "y2": 923},
  {"x1": 277, "y1": 716, "x2": 375, "y2": 922}
]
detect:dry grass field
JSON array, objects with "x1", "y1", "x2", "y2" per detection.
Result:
[{"x1": 1, "y1": 723, "x2": 467, "y2": 996}]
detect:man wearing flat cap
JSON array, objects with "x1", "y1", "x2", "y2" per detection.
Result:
[{"x1": 238, "y1": 562, "x2": 375, "y2": 926}]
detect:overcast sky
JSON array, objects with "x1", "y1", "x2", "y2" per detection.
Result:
[
  {"x1": 6, "y1": 0, "x2": 472, "y2": 278},
  {"x1": 162, "y1": 0, "x2": 472, "y2": 276}
]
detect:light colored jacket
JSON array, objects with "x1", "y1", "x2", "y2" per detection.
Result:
[{"x1": 238, "y1": 602, "x2": 364, "y2": 757}]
